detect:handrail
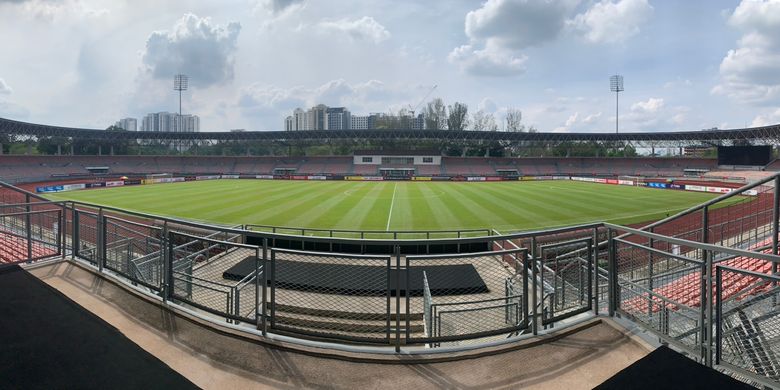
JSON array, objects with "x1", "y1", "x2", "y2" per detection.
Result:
[
  {"x1": 605, "y1": 223, "x2": 780, "y2": 264},
  {"x1": 623, "y1": 172, "x2": 780, "y2": 236}
]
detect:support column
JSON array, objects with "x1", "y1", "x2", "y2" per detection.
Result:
[
  {"x1": 98, "y1": 145, "x2": 102, "y2": 156},
  {"x1": 70, "y1": 144, "x2": 75, "y2": 155},
  {"x1": 26, "y1": 143, "x2": 32, "y2": 155},
  {"x1": 57, "y1": 144, "x2": 61, "y2": 155},
  {"x1": 110, "y1": 145, "x2": 114, "y2": 155},
  {"x1": 0, "y1": 143, "x2": 3, "y2": 155}
]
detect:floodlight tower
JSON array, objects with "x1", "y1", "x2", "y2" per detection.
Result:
[
  {"x1": 610, "y1": 75, "x2": 624, "y2": 134},
  {"x1": 174, "y1": 74, "x2": 188, "y2": 132}
]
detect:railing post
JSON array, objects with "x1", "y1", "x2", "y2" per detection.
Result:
[
  {"x1": 405, "y1": 253, "x2": 410, "y2": 343},
  {"x1": 56, "y1": 209, "x2": 63, "y2": 258},
  {"x1": 608, "y1": 228, "x2": 617, "y2": 317},
  {"x1": 72, "y1": 208, "x2": 79, "y2": 260},
  {"x1": 24, "y1": 194, "x2": 32, "y2": 261},
  {"x1": 260, "y1": 238, "x2": 268, "y2": 336},
  {"x1": 701, "y1": 205, "x2": 709, "y2": 245},
  {"x1": 648, "y1": 227, "x2": 654, "y2": 317},
  {"x1": 593, "y1": 228, "x2": 600, "y2": 314},
  {"x1": 715, "y1": 266, "x2": 723, "y2": 366},
  {"x1": 163, "y1": 222, "x2": 172, "y2": 301},
  {"x1": 394, "y1": 244, "x2": 401, "y2": 353},
  {"x1": 97, "y1": 208, "x2": 105, "y2": 272},
  {"x1": 772, "y1": 176, "x2": 779, "y2": 259},
  {"x1": 702, "y1": 249, "x2": 713, "y2": 367},
  {"x1": 531, "y1": 236, "x2": 538, "y2": 335}
]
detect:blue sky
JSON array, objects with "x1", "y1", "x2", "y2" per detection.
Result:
[{"x1": 1, "y1": 0, "x2": 779, "y2": 132}]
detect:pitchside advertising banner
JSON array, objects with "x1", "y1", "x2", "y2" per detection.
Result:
[
  {"x1": 36, "y1": 185, "x2": 64, "y2": 193},
  {"x1": 345, "y1": 176, "x2": 384, "y2": 181}
]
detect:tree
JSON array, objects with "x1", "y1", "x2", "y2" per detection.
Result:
[
  {"x1": 472, "y1": 110, "x2": 498, "y2": 131},
  {"x1": 505, "y1": 108, "x2": 523, "y2": 132},
  {"x1": 423, "y1": 98, "x2": 447, "y2": 130},
  {"x1": 447, "y1": 102, "x2": 469, "y2": 131}
]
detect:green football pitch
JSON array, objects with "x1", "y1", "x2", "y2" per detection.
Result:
[{"x1": 46, "y1": 179, "x2": 727, "y2": 232}]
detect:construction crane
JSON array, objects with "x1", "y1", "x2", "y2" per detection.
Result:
[{"x1": 408, "y1": 84, "x2": 438, "y2": 118}]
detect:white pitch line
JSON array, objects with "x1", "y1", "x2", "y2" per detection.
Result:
[{"x1": 386, "y1": 183, "x2": 398, "y2": 231}]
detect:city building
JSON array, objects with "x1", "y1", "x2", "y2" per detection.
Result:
[
  {"x1": 140, "y1": 112, "x2": 199, "y2": 132},
  {"x1": 325, "y1": 107, "x2": 351, "y2": 130},
  {"x1": 350, "y1": 115, "x2": 369, "y2": 130},
  {"x1": 285, "y1": 105, "x2": 423, "y2": 130},
  {"x1": 114, "y1": 117, "x2": 137, "y2": 131}
]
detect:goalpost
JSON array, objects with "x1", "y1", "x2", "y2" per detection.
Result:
[{"x1": 617, "y1": 175, "x2": 644, "y2": 186}]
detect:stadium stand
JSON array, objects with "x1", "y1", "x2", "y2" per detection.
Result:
[
  {"x1": 623, "y1": 237, "x2": 777, "y2": 313},
  {"x1": 764, "y1": 158, "x2": 780, "y2": 171},
  {"x1": 0, "y1": 155, "x2": 723, "y2": 184},
  {"x1": 0, "y1": 231, "x2": 57, "y2": 263}
]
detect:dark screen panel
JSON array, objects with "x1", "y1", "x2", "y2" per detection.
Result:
[{"x1": 717, "y1": 146, "x2": 772, "y2": 166}]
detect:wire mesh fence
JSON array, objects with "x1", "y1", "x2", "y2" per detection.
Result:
[
  {"x1": 0, "y1": 206, "x2": 61, "y2": 263},
  {"x1": 716, "y1": 265, "x2": 780, "y2": 389},
  {"x1": 104, "y1": 215, "x2": 163, "y2": 291},
  {"x1": 538, "y1": 238, "x2": 593, "y2": 325},
  {"x1": 407, "y1": 247, "x2": 527, "y2": 345},
  {"x1": 613, "y1": 236, "x2": 705, "y2": 354},
  {"x1": 269, "y1": 249, "x2": 392, "y2": 344},
  {"x1": 74, "y1": 209, "x2": 99, "y2": 265},
  {"x1": 168, "y1": 230, "x2": 259, "y2": 323}
]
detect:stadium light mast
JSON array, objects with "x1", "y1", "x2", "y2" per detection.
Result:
[
  {"x1": 610, "y1": 75, "x2": 624, "y2": 134},
  {"x1": 174, "y1": 74, "x2": 188, "y2": 132}
]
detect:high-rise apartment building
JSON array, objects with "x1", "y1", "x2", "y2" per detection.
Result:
[
  {"x1": 140, "y1": 112, "x2": 200, "y2": 132},
  {"x1": 114, "y1": 117, "x2": 137, "y2": 131}
]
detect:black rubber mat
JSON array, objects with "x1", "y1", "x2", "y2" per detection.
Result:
[
  {"x1": 596, "y1": 345, "x2": 754, "y2": 390},
  {"x1": 0, "y1": 264, "x2": 198, "y2": 390},
  {"x1": 222, "y1": 256, "x2": 489, "y2": 296}
]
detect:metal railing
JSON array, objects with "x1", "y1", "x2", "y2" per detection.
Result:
[{"x1": 1, "y1": 175, "x2": 780, "y2": 387}]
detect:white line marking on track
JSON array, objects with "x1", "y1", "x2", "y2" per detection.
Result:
[{"x1": 386, "y1": 183, "x2": 398, "y2": 231}]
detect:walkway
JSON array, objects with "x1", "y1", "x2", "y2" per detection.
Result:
[{"x1": 29, "y1": 260, "x2": 651, "y2": 389}]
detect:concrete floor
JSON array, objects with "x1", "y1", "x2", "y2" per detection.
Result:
[{"x1": 29, "y1": 260, "x2": 651, "y2": 390}]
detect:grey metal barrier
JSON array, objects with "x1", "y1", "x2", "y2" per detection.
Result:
[
  {"x1": 407, "y1": 247, "x2": 528, "y2": 347},
  {"x1": 716, "y1": 265, "x2": 780, "y2": 389},
  {"x1": 269, "y1": 248, "x2": 393, "y2": 345}
]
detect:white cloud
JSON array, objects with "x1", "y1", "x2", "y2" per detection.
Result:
[
  {"x1": 450, "y1": 0, "x2": 576, "y2": 76},
  {"x1": 1, "y1": 0, "x2": 108, "y2": 22},
  {"x1": 552, "y1": 111, "x2": 602, "y2": 132},
  {"x1": 567, "y1": 0, "x2": 653, "y2": 44},
  {"x1": 713, "y1": 0, "x2": 780, "y2": 104},
  {"x1": 448, "y1": 43, "x2": 527, "y2": 77},
  {"x1": 0, "y1": 78, "x2": 11, "y2": 95},
  {"x1": 260, "y1": 0, "x2": 305, "y2": 15},
  {"x1": 631, "y1": 97, "x2": 664, "y2": 113},
  {"x1": 581, "y1": 112, "x2": 602, "y2": 124},
  {"x1": 237, "y1": 79, "x2": 421, "y2": 126},
  {"x1": 317, "y1": 16, "x2": 390, "y2": 44},
  {"x1": 465, "y1": 0, "x2": 577, "y2": 50},
  {"x1": 751, "y1": 108, "x2": 780, "y2": 127},
  {"x1": 141, "y1": 13, "x2": 241, "y2": 88},
  {"x1": 478, "y1": 97, "x2": 498, "y2": 112},
  {"x1": 663, "y1": 78, "x2": 693, "y2": 89}
]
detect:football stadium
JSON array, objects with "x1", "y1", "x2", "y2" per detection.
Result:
[{"x1": 1, "y1": 116, "x2": 780, "y2": 389}]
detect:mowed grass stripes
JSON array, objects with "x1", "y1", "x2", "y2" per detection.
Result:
[{"x1": 46, "y1": 180, "x2": 730, "y2": 232}]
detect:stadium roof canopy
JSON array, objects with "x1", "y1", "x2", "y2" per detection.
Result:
[{"x1": 2, "y1": 117, "x2": 780, "y2": 148}]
